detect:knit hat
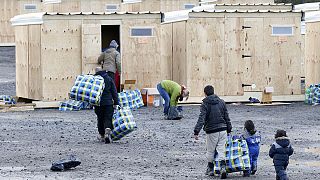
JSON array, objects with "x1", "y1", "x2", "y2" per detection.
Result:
[{"x1": 109, "y1": 40, "x2": 119, "y2": 48}]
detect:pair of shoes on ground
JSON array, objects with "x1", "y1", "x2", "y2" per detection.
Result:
[
  {"x1": 97, "y1": 128, "x2": 112, "y2": 144},
  {"x1": 205, "y1": 161, "x2": 227, "y2": 179}
]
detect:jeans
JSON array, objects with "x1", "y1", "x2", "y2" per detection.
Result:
[
  {"x1": 157, "y1": 83, "x2": 170, "y2": 115},
  {"x1": 206, "y1": 131, "x2": 227, "y2": 162},
  {"x1": 94, "y1": 105, "x2": 114, "y2": 136}
]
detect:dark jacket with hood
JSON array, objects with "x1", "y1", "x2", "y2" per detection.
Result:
[
  {"x1": 95, "y1": 70, "x2": 119, "y2": 106},
  {"x1": 194, "y1": 95, "x2": 232, "y2": 135},
  {"x1": 269, "y1": 137, "x2": 294, "y2": 167}
]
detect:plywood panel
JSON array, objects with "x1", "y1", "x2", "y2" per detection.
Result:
[
  {"x1": 215, "y1": 5, "x2": 292, "y2": 11},
  {"x1": 0, "y1": 0, "x2": 18, "y2": 44},
  {"x1": 18, "y1": 0, "x2": 43, "y2": 14},
  {"x1": 305, "y1": 22, "x2": 320, "y2": 87},
  {"x1": 121, "y1": 17, "x2": 163, "y2": 89},
  {"x1": 160, "y1": 23, "x2": 173, "y2": 82},
  {"x1": 15, "y1": 25, "x2": 29, "y2": 98},
  {"x1": 263, "y1": 17, "x2": 301, "y2": 95},
  {"x1": 186, "y1": 17, "x2": 225, "y2": 97},
  {"x1": 172, "y1": 21, "x2": 187, "y2": 85},
  {"x1": 28, "y1": 25, "x2": 42, "y2": 100},
  {"x1": 224, "y1": 17, "x2": 243, "y2": 96},
  {"x1": 213, "y1": 0, "x2": 274, "y2": 4},
  {"x1": 241, "y1": 18, "x2": 265, "y2": 93},
  {"x1": 82, "y1": 23, "x2": 101, "y2": 75},
  {"x1": 41, "y1": 20, "x2": 82, "y2": 101}
]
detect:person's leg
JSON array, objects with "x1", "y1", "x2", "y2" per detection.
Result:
[
  {"x1": 216, "y1": 131, "x2": 228, "y2": 179},
  {"x1": 251, "y1": 152, "x2": 259, "y2": 175},
  {"x1": 104, "y1": 105, "x2": 114, "y2": 130},
  {"x1": 157, "y1": 83, "x2": 170, "y2": 115},
  {"x1": 206, "y1": 133, "x2": 218, "y2": 176},
  {"x1": 107, "y1": 71, "x2": 115, "y2": 81},
  {"x1": 94, "y1": 106, "x2": 105, "y2": 137}
]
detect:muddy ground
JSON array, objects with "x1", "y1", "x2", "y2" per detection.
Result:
[{"x1": 0, "y1": 47, "x2": 320, "y2": 180}]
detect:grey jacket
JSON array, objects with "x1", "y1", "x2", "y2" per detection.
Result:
[
  {"x1": 98, "y1": 48, "x2": 121, "y2": 73},
  {"x1": 194, "y1": 95, "x2": 232, "y2": 135}
]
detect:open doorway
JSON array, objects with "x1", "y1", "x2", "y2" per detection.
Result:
[{"x1": 101, "y1": 25, "x2": 121, "y2": 92}]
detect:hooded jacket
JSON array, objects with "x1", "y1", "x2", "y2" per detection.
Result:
[
  {"x1": 95, "y1": 70, "x2": 119, "y2": 106},
  {"x1": 97, "y1": 48, "x2": 121, "y2": 73},
  {"x1": 269, "y1": 137, "x2": 294, "y2": 166},
  {"x1": 194, "y1": 95, "x2": 232, "y2": 135}
]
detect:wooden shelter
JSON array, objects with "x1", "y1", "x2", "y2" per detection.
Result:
[
  {"x1": 165, "y1": 10, "x2": 303, "y2": 97},
  {"x1": 11, "y1": 12, "x2": 172, "y2": 101},
  {"x1": 305, "y1": 11, "x2": 320, "y2": 86},
  {"x1": 201, "y1": 0, "x2": 275, "y2": 4}
]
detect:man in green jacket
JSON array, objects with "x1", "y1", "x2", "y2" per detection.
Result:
[{"x1": 156, "y1": 80, "x2": 189, "y2": 117}]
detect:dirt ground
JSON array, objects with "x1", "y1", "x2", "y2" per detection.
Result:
[{"x1": 0, "y1": 47, "x2": 320, "y2": 180}]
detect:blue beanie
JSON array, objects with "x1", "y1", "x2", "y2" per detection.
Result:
[{"x1": 109, "y1": 40, "x2": 118, "y2": 48}]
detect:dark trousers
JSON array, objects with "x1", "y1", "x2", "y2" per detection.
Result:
[
  {"x1": 94, "y1": 105, "x2": 114, "y2": 136},
  {"x1": 107, "y1": 71, "x2": 115, "y2": 81},
  {"x1": 275, "y1": 165, "x2": 288, "y2": 180}
]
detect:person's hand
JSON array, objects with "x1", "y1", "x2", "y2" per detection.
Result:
[
  {"x1": 113, "y1": 105, "x2": 119, "y2": 110},
  {"x1": 194, "y1": 135, "x2": 199, "y2": 140}
]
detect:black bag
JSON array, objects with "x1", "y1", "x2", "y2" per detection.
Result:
[
  {"x1": 50, "y1": 155, "x2": 81, "y2": 171},
  {"x1": 167, "y1": 106, "x2": 183, "y2": 120}
]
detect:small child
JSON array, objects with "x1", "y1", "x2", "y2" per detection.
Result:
[
  {"x1": 242, "y1": 120, "x2": 261, "y2": 177},
  {"x1": 269, "y1": 130, "x2": 294, "y2": 180}
]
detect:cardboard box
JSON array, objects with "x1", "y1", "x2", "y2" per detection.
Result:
[
  {"x1": 141, "y1": 88, "x2": 163, "y2": 107},
  {"x1": 122, "y1": 80, "x2": 136, "y2": 91},
  {"x1": 261, "y1": 87, "x2": 273, "y2": 104}
]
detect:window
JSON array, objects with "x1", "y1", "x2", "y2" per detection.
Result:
[
  {"x1": 106, "y1": 4, "x2": 119, "y2": 12},
  {"x1": 184, "y1": 4, "x2": 195, "y2": 9},
  {"x1": 24, "y1": 4, "x2": 37, "y2": 10},
  {"x1": 272, "y1": 26, "x2": 294, "y2": 36},
  {"x1": 130, "y1": 28, "x2": 153, "y2": 37}
]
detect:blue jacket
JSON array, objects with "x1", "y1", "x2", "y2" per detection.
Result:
[
  {"x1": 95, "y1": 70, "x2": 119, "y2": 106},
  {"x1": 242, "y1": 131, "x2": 261, "y2": 156},
  {"x1": 269, "y1": 137, "x2": 294, "y2": 166}
]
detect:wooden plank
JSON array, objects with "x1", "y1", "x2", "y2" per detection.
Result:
[
  {"x1": 160, "y1": 23, "x2": 173, "y2": 83},
  {"x1": 224, "y1": 17, "x2": 243, "y2": 96},
  {"x1": 81, "y1": 23, "x2": 101, "y2": 74},
  {"x1": 246, "y1": 102, "x2": 291, "y2": 106},
  {"x1": 0, "y1": 106, "x2": 34, "y2": 113},
  {"x1": 0, "y1": 0, "x2": 18, "y2": 44},
  {"x1": 15, "y1": 25, "x2": 29, "y2": 99},
  {"x1": 172, "y1": 21, "x2": 186, "y2": 85},
  {"x1": 32, "y1": 101, "x2": 61, "y2": 109},
  {"x1": 28, "y1": 25, "x2": 42, "y2": 100}
]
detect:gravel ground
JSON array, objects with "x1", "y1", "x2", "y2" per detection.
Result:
[
  {"x1": 0, "y1": 47, "x2": 16, "y2": 96},
  {"x1": 0, "y1": 47, "x2": 320, "y2": 180}
]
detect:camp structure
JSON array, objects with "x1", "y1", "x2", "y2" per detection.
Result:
[
  {"x1": 10, "y1": 12, "x2": 172, "y2": 101},
  {"x1": 163, "y1": 9, "x2": 304, "y2": 98},
  {"x1": 305, "y1": 11, "x2": 320, "y2": 87},
  {"x1": 200, "y1": 0, "x2": 276, "y2": 5}
]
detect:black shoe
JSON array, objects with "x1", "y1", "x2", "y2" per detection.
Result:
[
  {"x1": 105, "y1": 128, "x2": 112, "y2": 144},
  {"x1": 205, "y1": 166, "x2": 214, "y2": 176},
  {"x1": 251, "y1": 165, "x2": 257, "y2": 175},
  {"x1": 243, "y1": 170, "x2": 250, "y2": 177},
  {"x1": 220, "y1": 161, "x2": 227, "y2": 179}
]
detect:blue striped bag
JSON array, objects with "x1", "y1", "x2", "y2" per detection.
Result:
[
  {"x1": 69, "y1": 75, "x2": 105, "y2": 106},
  {"x1": 0, "y1": 95, "x2": 16, "y2": 104},
  {"x1": 111, "y1": 107, "x2": 137, "y2": 141},
  {"x1": 125, "y1": 91, "x2": 136, "y2": 109},
  {"x1": 59, "y1": 100, "x2": 91, "y2": 111},
  {"x1": 118, "y1": 92, "x2": 129, "y2": 108},
  {"x1": 214, "y1": 135, "x2": 251, "y2": 174},
  {"x1": 133, "y1": 89, "x2": 144, "y2": 108}
]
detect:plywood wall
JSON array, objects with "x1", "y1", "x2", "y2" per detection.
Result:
[
  {"x1": 0, "y1": 0, "x2": 18, "y2": 45},
  {"x1": 179, "y1": 12, "x2": 302, "y2": 97},
  {"x1": 214, "y1": 4, "x2": 292, "y2": 11},
  {"x1": 122, "y1": 0, "x2": 199, "y2": 12},
  {"x1": 41, "y1": 19, "x2": 82, "y2": 101},
  {"x1": 121, "y1": 16, "x2": 165, "y2": 89},
  {"x1": 305, "y1": 22, "x2": 320, "y2": 86}
]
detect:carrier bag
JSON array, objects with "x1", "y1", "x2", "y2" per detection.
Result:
[
  {"x1": 111, "y1": 107, "x2": 137, "y2": 141},
  {"x1": 69, "y1": 75, "x2": 105, "y2": 106}
]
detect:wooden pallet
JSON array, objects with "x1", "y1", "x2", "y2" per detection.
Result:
[{"x1": 0, "y1": 103, "x2": 35, "y2": 112}]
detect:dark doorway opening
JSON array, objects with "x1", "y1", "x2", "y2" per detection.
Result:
[{"x1": 101, "y1": 25, "x2": 121, "y2": 92}]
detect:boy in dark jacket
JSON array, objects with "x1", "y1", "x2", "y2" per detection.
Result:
[
  {"x1": 269, "y1": 130, "x2": 294, "y2": 180},
  {"x1": 94, "y1": 67, "x2": 119, "y2": 144},
  {"x1": 194, "y1": 85, "x2": 232, "y2": 179},
  {"x1": 242, "y1": 120, "x2": 261, "y2": 177}
]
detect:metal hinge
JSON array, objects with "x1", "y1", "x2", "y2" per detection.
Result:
[
  {"x1": 242, "y1": 55, "x2": 252, "y2": 58},
  {"x1": 242, "y1": 26, "x2": 252, "y2": 29}
]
